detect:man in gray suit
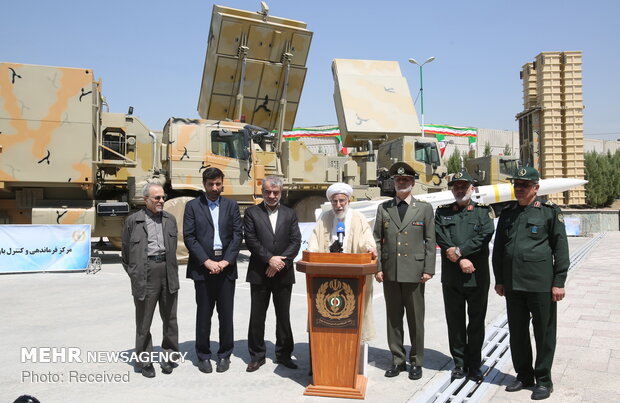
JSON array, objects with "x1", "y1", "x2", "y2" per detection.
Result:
[
  {"x1": 122, "y1": 182, "x2": 180, "y2": 378},
  {"x1": 374, "y1": 162, "x2": 436, "y2": 380}
]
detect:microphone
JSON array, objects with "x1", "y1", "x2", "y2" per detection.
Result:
[{"x1": 337, "y1": 221, "x2": 345, "y2": 246}]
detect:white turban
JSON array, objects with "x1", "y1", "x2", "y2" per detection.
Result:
[{"x1": 326, "y1": 183, "x2": 353, "y2": 200}]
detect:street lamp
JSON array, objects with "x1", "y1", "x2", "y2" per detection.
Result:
[{"x1": 408, "y1": 56, "x2": 435, "y2": 137}]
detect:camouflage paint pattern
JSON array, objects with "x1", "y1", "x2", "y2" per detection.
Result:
[{"x1": 197, "y1": 4, "x2": 312, "y2": 133}]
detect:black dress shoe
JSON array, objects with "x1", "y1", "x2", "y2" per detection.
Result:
[
  {"x1": 467, "y1": 368, "x2": 483, "y2": 382},
  {"x1": 216, "y1": 358, "x2": 230, "y2": 373},
  {"x1": 385, "y1": 363, "x2": 407, "y2": 377},
  {"x1": 198, "y1": 359, "x2": 212, "y2": 374},
  {"x1": 141, "y1": 364, "x2": 156, "y2": 378},
  {"x1": 451, "y1": 366, "x2": 465, "y2": 380},
  {"x1": 160, "y1": 360, "x2": 173, "y2": 374},
  {"x1": 275, "y1": 358, "x2": 298, "y2": 369},
  {"x1": 246, "y1": 358, "x2": 266, "y2": 372},
  {"x1": 408, "y1": 365, "x2": 423, "y2": 380},
  {"x1": 505, "y1": 379, "x2": 534, "y2": 392},
  {"x1": 531, "y1": 385, "x2": 553, "y2": 400}
]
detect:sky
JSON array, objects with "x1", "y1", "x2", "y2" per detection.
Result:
[{"x1": 2, "y1": 0, "x2": 619, "y2": 140}]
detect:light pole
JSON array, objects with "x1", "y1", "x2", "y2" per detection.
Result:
[{"x1": 408, "y1": 56, "x2": 435, "y2": 137}]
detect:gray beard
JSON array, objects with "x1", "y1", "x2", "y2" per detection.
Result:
[{"x1": 335, "y1": 208, "x2": 348, "y2": 220}]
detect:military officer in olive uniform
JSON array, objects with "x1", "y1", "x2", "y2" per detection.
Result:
[
  {"x1": 374, "y1": 162, "x2": 436, "y2": 381},
  {"x1": 435, "y1": 170, "x2": 495, "y2": 382},
  {"x1": 492, "y1": 166, "x2": 569, "y2": 401}
]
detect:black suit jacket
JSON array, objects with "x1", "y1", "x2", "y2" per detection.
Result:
[
  {"x1": 244, "y1": 203, "x2": 301, "y2": 285},
  {"x1": 183, "y1": 194, "x2": 242, "y2": 281}
]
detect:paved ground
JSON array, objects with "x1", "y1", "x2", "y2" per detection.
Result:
[{"x1": 0, "y1": 234, "x2": 614, "y2": 403}]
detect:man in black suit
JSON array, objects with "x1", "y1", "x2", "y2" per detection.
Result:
[
  {"x1": 184, "y1": 167, "x2": 242, "y2": 374},
  {"x1": 244, "y1": 176, "x2": 302, "y2": 372}
]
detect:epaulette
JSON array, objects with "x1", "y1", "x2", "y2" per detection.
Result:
[
  {"x1": 476, "y1": 203, "x2": 489, "y2": 207},
  {"x1": 545, "y1": 200, "x2": 555, "y2": 206},
  {"x1": 437, "y1": 204, "x2": 451, "y2": 209}
]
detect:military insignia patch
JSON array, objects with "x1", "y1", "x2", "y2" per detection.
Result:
[
  {"x1": 397, "y1": 167, "x2": 405, "y2": 175},
  {"x1": 518, "y1": 168, "x2": 527, "y2": 177},
  {"x1": 454, "y1": 172, "x2": 463, "y2": 179},
  {"x1": 467, "y1": 205, "x2": 473, "y2": 211},
  {"x1": 558, "y1": 213, "x2": 564, "y2": 223},
  {"x1": 312, "y1": 278, "x2": 358, "y2": 329},
  {"x1": 412, "y1": 221, "x2": 425, "y2": 226},
  {"x1": 383, "y1": 220, "x2": 390, "y2": 228},
  {"x1": 534, "y1": 201, "x2": 541, "y2": 207}
]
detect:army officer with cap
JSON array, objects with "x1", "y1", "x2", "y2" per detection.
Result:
[
  {"x1": 374, "y1": 162, "x2": 436, "y2": 380},
  {"x1": 492, "y1": 166, "x2": 569, "y2": 401},
  {"x1": 435, "y1": 170, "x2": 494, "y2": 382}
]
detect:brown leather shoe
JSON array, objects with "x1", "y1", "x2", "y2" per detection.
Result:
[{"x1": 246, "y1": 358, "x2": 266, "y2": 372}]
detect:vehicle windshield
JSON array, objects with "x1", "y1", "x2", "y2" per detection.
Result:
[
  {"x1": 211, "y1": 130, "x2": 248, "y2": 160},
  {"x1": 500, "y1": 159, "x2": 518, "y2": 176},
  {"x1": 415, "y1": 142, "x2": 440, "y2": 166}
]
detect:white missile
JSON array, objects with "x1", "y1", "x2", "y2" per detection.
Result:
[{"x1": 315, "y1": 178, "x2": 588, "y2": 222}]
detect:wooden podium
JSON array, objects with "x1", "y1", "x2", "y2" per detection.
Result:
[{"x1": 296, "y1": 251, "x2": 377, "y2": 399}]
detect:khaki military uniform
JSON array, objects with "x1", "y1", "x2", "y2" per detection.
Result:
[
  {"x1": 492, "y1": 197, "x2": 569, "y2": 388},
  {"x1": 435, "y1": 201, "x2": 494, "y2": 372},
  {"x1": 373, "y1": 197, "x2": 436, "y2": 367}
]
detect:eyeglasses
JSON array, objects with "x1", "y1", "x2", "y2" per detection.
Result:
[
  {"x1": 330, "y1": 198, "x2": 348, "y2": 205},
  {"x1": 513, "y1": 182, "x2": 533, "y2": 189},
  {"x1": 149, "y1": 195, "x2": 167, "y2": 201}
]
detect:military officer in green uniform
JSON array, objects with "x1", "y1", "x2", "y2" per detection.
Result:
[
  {"x1": 374, "y1": 162, "x2": 436, "y2": 381},
  {"x1": 492, "y1": 166, "x2": 569, "y2": 401},
  {"x1": 435, "y1": 170, "x2": 495, "y2": 382}
]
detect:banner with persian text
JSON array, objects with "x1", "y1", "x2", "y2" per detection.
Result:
[{"x1": 0, "y1": 225, "x2": 91, "y2": 273}]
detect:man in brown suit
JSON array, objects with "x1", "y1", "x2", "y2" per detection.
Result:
[{"x1": 122, "y1": 182, "x2": 180, "y2": 378}]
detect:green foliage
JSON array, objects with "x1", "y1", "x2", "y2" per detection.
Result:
[
  {"x1": 584, "y1": 150, "x2": 620, "y2": 207},
  {"x1": 483, "y1": 141, "x2": 492, "y2": 157},
  {"x1": 503, "y1": 144, "x2": 512, "y2": 156},
  {"x1": 446, "y1": 149, "x2": 472, "y2": 174},
  {"x1": 447, "y1": 149, "x2": 462, "y2": 174}
]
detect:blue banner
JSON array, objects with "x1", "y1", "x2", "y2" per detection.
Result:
[{"x1": 0, "y1": 225, "x2": 91, "y2": 273}]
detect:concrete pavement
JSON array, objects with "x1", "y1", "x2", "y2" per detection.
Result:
[{"x1": 0, "y1": 234, "x2": 615, "y2": 402}]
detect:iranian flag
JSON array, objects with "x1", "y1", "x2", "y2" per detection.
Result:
[
  {"x1": 282, "y1": 126, "x2": 349, "y2": 155},
  {"x1": 424, "y1": 124, "x2": 478, "y2": 156}
]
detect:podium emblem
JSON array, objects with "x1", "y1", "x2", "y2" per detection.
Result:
[{"x1": 312, "y1": 278, "x2": 358, "y2": 328}]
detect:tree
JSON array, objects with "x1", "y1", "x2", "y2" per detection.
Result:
[
  {"x1": 483, "y1": 141, "x2": 492, "y2": 157},
  {"x1": 584, "y1": 151, "x2": 616, "y2": 207},
  {"x1": 447, "y1": 149, "x2": 462, "y2": 174},
  {"x1": 503, "y1": 144, "x2": 512, "y2": 156}
]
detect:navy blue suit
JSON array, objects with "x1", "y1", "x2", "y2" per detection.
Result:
[{"x1": 184, "y1": 194, "x2": 242, "y2": 361}]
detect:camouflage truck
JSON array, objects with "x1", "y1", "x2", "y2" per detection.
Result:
[
  {"x1": 465, "y1": 155, "x2": 520, "y2": 186},
  {"x1": 0, "y1": 3, "x2": 448, "y2": 246}
]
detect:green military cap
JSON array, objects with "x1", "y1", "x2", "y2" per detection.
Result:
[
  {"x1": 389, "y1": 162, "x2": 418, "y2": 179},
  {"x1": 508, "y1": 166, "x2": 540, "y2": 183},
  {"x1": 448, "y1": 170, "x2": 474, "y2": 186}
]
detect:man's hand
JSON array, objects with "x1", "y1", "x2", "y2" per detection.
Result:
[
  {"x1": 375, "y1": 271, "x2": 384, "y2": 283},
  {"x1": 204, "y1": 259, "x2": 221, "y2": 274},
  {"x1": 459, "y1": 258, "x2": 476, "y2": 274},
  {"x1": 367, "y1": 247, "x2": 377, "y2": 260},
  {"x1": 551, "y1": 287, "x2": 565, "y2": 302},
  {"x1": 446, "y1": 247, "x2": 459, "y2": 263},
  {"x1": 420, "y1": 273, "x2": 433, "y2": 283},
  {"x1": 266, "y1": 256, "x2": 286, "y2": 278},
  {"x1": 495, "y1": 284, "x2": 505, "y2": 297},
  {"x1": 217, "y1": 260, "x2": 229, "y2": 270}
]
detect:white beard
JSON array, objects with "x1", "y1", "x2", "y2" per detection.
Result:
[{"x1": 334, "y1": 206, "x2": 348, "y2": 220}]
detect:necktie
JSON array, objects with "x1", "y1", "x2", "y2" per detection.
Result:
[{"x1": 398, "y1": 200, "x2": 408, "y2": 221}]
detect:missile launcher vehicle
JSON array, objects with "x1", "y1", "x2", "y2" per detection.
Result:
[{"x1": 0, "y1": 3, "x2": 448, "y2": 247}]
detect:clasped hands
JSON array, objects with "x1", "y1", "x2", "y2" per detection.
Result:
[
  {"x1": 266, "y1": 255, "x2": 287, "y2": 278},
  {"x1": 447, "y1": 247, "x2": 476, "y2": 274},
  {"x1": 204, "y1": 259, "x2": 229, "y2": 274}
]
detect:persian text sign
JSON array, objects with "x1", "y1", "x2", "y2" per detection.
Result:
[{"x1": 0, "y1": 225, "x2": 91, "y2": 273}]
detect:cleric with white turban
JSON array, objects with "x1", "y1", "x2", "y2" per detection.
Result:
[{"x1": 307, "y1": 182, "x2": 377, "y2": 342}]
